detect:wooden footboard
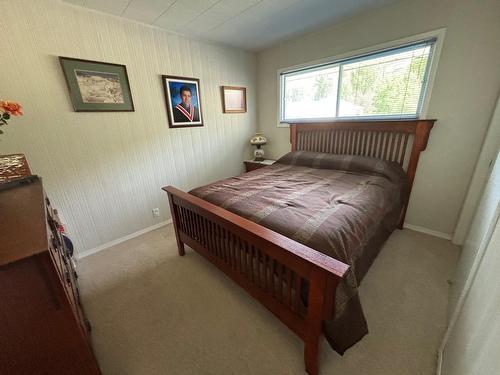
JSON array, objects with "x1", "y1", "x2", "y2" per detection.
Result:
[{"x1": 163, "y1": 186, "x2": 349, "y2": 375}]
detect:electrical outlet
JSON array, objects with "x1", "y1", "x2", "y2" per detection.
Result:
[{"x1": 152, "y1": 208, "x2": 160, "y2": 218}]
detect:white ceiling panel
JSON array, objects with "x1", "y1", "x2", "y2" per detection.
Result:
[
  {"x1": 153, "y1": 0, "x2": 220, "y2": 30},
  {"x1": 121, "y1": 0, "x2": 177, "y2": 24},
  {"x1": 63, "y1": 0, "x2": 84, "y2": 5},
  {"x1": 83, "y1": 0, "x2": 131, "y2": 15},
  {"x1": 63, "y1": 0, "x2": 401, "y2": 50},
  {"x1": 185, "y1": 0, "x2": 261, "y2": 32},
  {"x1": 205, "y1": 0, "x2": 398, "y2": 49},
  {"x1": 204, "y1": 0, "x2": 302, "y2": 42},
  {"x1": 219, "y1": 0, "x2": 302, "y2": 24}
]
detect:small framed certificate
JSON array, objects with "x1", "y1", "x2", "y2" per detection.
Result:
[{"x1": 221, "y1": 86, "x2": 247, "y2": 113}]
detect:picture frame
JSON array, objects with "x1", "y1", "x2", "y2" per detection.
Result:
[
  {"x1": 59, "y1": 57, "x2": 134, "y2": 112},
  {"x1": 162, "y1": 75, "x2": 203, "y2": 128},
  {"x1": 221, "y1": 86, "x2": 247, "y2": 113}
]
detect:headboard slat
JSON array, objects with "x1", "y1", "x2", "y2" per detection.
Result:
[
  {"x1": 383, "y1": 132, "x2": 389, "y2": 160},
  {"x1": 388, "y1": 133, "x2": 394, "y2": 161},
  {"x1": 401, "y1": 133, "x2": 410, "y2": 165},
  {"x1": 375, "y1": 132, "x2": 382, "y2": 159},
  {"x1": 393, "y1": 133, "x2": 401, "y2": 163},
  {"x1": 289, "y1": 119, "x2": 435, "y2": 227}
]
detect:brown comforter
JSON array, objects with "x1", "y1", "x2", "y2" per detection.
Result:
[{"x1": 190, "y1": 151, "x2": 408, "y2": 354}]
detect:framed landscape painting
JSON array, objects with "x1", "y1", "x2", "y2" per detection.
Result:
[
  {"x1": 162, "y1": 75, "x2": 203, "y2": 128},
  {"x1": 59, "y1": 57, "x2": 134, "y2": 112},
  {"x1": 221, "y1": 86, "x2": 246, "y2": 113}
]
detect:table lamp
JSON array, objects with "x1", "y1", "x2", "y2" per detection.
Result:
[{"x1": 250, "y1": 133, "x2": 267, "y2": 161}]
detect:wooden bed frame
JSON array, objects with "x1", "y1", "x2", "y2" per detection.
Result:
[{"x1": 162, "y1": 119, "x2": 435, "y2": 375}]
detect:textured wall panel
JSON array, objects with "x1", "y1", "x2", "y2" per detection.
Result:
[{"x1": 0, "y1": 0, "x2": 257, "y2": 254}]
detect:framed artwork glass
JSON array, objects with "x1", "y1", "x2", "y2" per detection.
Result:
[
  {"x1": 59, "y1": 57, "x2": 134, "y2": 112},
  {"x1": 221, "y1": 86, "x2": 247, "y2": 113},
  {"x1": 162, "y1": 75, "x2": 203, "y2": 128}
]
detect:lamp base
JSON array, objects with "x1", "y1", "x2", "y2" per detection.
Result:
[{"x1": 253, "y1": 148, "x2": 265, "y2": 161}]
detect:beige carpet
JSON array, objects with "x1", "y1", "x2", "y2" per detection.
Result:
[{"x1": 77, "y1": 225, "x2": 459, "y2": 375}]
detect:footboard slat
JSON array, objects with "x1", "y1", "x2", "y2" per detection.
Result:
[
  {"x1": 163, "y1": 186, "x2": 349, "y2": 375},
  {"x1": 179, "y1": 231, "x2": 308, "y2": 339}
]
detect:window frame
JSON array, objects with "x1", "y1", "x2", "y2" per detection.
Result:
[{"x1": 277, "y1": 29, "x2": 445, "y2": 127}]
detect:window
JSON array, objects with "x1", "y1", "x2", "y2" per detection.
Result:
[{"x1": 280, "y1": 38, "x2": 437, "y2": 123}]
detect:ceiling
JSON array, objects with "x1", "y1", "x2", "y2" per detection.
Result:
[{"x1": 62, "y1": 0, "x2": 398, "y2": 51}]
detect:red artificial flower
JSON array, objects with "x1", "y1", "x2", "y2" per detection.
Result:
[{"x1": 0, "y1": 101, "x2": 23, "y2": 116}]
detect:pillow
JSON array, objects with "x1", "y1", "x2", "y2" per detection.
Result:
[{"x1": 276, "y1": 151, "x2": 407, "y2": 184}]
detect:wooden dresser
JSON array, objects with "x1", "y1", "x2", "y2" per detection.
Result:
[{"x1": 0, "y1": 155, "x2": 101, "y2": 374}]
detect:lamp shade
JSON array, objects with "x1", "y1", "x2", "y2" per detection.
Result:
[{"x1": 250, "y1": 132, "x2": 267, "y2": 146}]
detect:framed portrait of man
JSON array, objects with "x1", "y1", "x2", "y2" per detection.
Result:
[{"x1": 162, "y1": 75, "x2": 203, "y2": 128}]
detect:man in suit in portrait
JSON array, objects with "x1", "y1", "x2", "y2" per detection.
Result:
[{"x1": 172, "y1": 85, "x2": 200, "y2": 123}]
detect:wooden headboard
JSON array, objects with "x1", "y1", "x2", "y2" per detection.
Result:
[{"x1": 289, "y1": 119, "x2": 435, "y2": 225}]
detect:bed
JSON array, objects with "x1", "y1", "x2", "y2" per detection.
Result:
[{"x1": 162, "y1": 119, "x2": 435, "y2": 375}]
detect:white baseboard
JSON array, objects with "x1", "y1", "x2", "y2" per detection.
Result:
[
  {"x1": 403, "y1": 223, "x2": 452, "y2": 240},
  {"x1": 436, "y1": 349, "x2": 443, "y2": 375},
  {"x1": 75, "y1": 220, "x2": 449, "y2": 259},
  {"x1": 76, "y1": 219, "x2": 172, "y2": 259}
]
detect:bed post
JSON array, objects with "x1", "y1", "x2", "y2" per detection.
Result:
[
  {"x1": 166, "y1": 190, "x2": 185, "y2": 256},
  {"x1": 398, "y1": 120, "x2": 435, "y2": 228},
  {"x1": 405, "y1": 120, "x2": 434, "y2": 196},
  {"x1": 304, "y1": 269, "x2": 327, "y2": 375}
]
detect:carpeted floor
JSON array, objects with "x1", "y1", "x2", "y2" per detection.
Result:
[{"x1": 77, "y1": 225, "x2": 459, "y2": 375}]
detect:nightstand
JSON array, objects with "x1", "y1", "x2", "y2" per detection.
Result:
[{"x1": 244, "y1": 159, "x2": 276, "y2": 172}]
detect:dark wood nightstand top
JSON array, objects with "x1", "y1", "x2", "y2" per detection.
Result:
[{"x1": 244, "y1": 159, "x2": 276, "y2": 172}]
